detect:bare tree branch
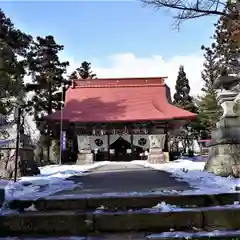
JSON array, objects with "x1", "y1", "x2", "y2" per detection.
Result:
[{"x1": 141, "y1": 0, "x2": 230, "y2": 25}]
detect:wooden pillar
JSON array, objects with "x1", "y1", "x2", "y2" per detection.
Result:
[
  {"x1": 130, "y1": 129, "x2": 134, "y2": 160},
  {"x1": 69, "y1": 123, "x2": 77, "y2": 163},
  {"x1": 163, "y1": 130, "x2": 168, "y2": 152},
  {"x1": 107, "y1": 131, "x2": 110, "y2": 161},
  {"x1": 163, "y1": 122, "x2": 169, "y2": 162}
]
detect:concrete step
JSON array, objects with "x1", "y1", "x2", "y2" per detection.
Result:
[
  {"x1": 1, "y1": 230, "x2": 240, "y2": 240},
  {"x1": 8, "y1": 192, "x2": 240, "y2": 212},
  {"x1": 0, "y1": 207, "x2": 240, "y2": 236}
]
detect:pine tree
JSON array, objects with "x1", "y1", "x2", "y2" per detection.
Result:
[
  {"x1": 74, "y1": 61, "x2": 96, "y2": 79},
  {"x1": 212, "y1": 5, "x2": 240, "y2": 76},
  {"x1": 173, "y1": 65, "x2": 197, "y2": 113},
  {"x1": 27, "y1": 36, "x2": 69, "y2": 124},
  {"x1": 197, "y1": 4, "x2": 240, "y2": 131},
  {"x1": 173, "y1": 65, "x2": 199, "y2": 155},
  {"x1": 197, "y1": 46, "x2": 222, "y2": 134},
  {"x1": 0, "y1": 8, "x2": 32, "y2": 115},
  {"x1": 26, "y1": 35, "x2": 69, "y2": 162}
]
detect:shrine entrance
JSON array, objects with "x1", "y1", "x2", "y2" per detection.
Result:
[
  {"x1": 85, "y1": 134, "x2": 156, "y2": 162},
  {"x1": 109, "y1": 137, "x2": 143, "y2": 161}
]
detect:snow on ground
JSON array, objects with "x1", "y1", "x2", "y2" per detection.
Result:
[
  {"x1": 1, "y1": 157, "x2": 240, "y2": 202},
  {"x1": 0, "y1": 231, "x2": 240, "y2": 239},
  {"x1": 147, "y1": 230, "x2": 240, "y2": 239},
  {"x1": 41, "y1": 158, "x2": 240, "y2": 200},
  {"x1": 1, "y1": 161, "x2": 108, "y2": 201},
  {"x1": 134, "y1": 158, "x2": 240, "y2": 194}
]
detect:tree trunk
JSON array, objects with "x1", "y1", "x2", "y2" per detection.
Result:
[{"x1": 47, "y1": 83, "x2": 52, "y2": 162}]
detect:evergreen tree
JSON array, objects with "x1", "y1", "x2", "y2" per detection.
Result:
[
  {"x1": 173, "y1": 65, "x2": 199, "y2": 155},
  {"x1": 198, "y1": 4, "x2": 240, "y2": 129},
  {"x1": 0, "y1": 8, "x2": 32, "y2": 115},
  {"x1": 26, "y1": 35, "x2": 69, "y2": 162},
  {"x1": 27, "y1": 35, "x2": 69, "y2": 124},
  {"x1": 197, "y1": 46, "x2": 222, "y2": 134},
  {"x1": 173, "y1": 65, "x2": 197, "y2": 113},
  {"x1": 212, "y1": 5, "x2": 240, "y2": 76},
  {"x1": 74, "y1": 61, "x2": 96, "y2": 79}
]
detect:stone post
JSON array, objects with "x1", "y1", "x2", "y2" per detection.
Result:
[
  {"x1": 204, "y1": 90, "x2": 240, "y2": 177},
  {"x1": 76, "y1": 135, "x2": 93, "y2": 165},
  {"x1": 147, "y1": 134, "x2": 166, "y2": 164}
]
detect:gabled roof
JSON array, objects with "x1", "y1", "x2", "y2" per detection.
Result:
[{"x1": 47, "y1": 77, "x2": 196, "y2": 123}]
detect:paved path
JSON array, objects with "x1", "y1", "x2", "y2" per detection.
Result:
[{"x1": 58, "y1": 163, "x2": 191, "y2": 195}]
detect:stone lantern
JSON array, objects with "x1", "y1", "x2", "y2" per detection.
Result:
[
  {"x1": 204, "y1": 74, "x2": 240, "y2": 177},
  {"x1": 205, "y1": 2, "x2": 240, "y2": 176}
]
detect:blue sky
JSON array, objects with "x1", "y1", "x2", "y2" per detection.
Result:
[{"x1": 1, "y1": 1, "x2": 217, "y2": 62}]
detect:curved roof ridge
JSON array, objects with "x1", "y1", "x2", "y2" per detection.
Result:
[
  {"x1": 74, "y1": 83, "x2": 165, "y2": 89},
  {"x1": 72, "y1": 77, "x2": 166, "y2": 88}
]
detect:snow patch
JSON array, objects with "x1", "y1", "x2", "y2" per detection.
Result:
[
  {"x1": 147, "y1": 230, "x2": 240, "y2": 239},
  {"x1": 1, "y1": 158, "x2": 240, "y2": 204},
  {"x1": 134, "y1": 159, "x2": 240, "y2": 194},
  {"x1": 1, "y1": 161, "x2": 109, "y2": 202}
]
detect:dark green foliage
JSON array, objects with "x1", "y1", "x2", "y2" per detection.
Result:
[
  {"x1": 197, "y1": 5, "x2": 239, "y2": 132},
  {"x1": 24, "y1": 35, "x2": 69, "y2": 162},
  {"x1": 26, "y1": 35, "x2": 69, "y2": 132},
  {"x1": 173, "y1": 65, "x2": 197, "y2": 113},
  {"x1": 211, "y1": 5, "x2": 240, "y2": 76},
  {"x1": 172, "y1": 65, "x2": 200, "y2": 153},
  {"x1": 0, "y1": 8, "x2": 32, "y2": 115},
  {"x1": 72, "y1": 61, "x2": 96, "y2": 79},
  {"x1": 200, "y1": 46, "x2": 220, "y2": 92},
  {"x1": 197, "y1": 46, "x2": 222, "y2": 132}
]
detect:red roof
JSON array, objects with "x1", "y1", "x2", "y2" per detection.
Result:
[{"x1": 48, "y1": 77, "x2": 196, "y2": 123}]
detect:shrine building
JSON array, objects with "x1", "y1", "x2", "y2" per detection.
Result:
[{"x1": 47, "y1": 77, "x2": 196, "y2": 164}]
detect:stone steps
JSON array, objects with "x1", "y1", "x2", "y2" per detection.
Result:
[
  {"x1": 8, "y1": 192, "x2": 240, "y2": 211},
  {"x1": 2, "y1": 192, "x2": 240, "y2": 238},
  {"x1": 1, "y1": 232, "x2": 240, "y2": 240},
  {"x1": 1, "y1": 207, "x2": 240, "y2": 236}
]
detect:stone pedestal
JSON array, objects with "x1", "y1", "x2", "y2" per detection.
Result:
[
  {"x1": 147, "y1": 148, "x2": 165, "y2": 164},
  {"x1": 0, "y1": 146, "x2": 40, "y2": 179},
  {"x1": 205, "y1": 91, "x2": 240, "y2": 177},
  {"x1": 205, "y1": 143, "x2": 240, "y2": 177},
  {"x1": 76, "y1": 150, "x2": 93, "y2": 165},
  {"x1": 163, "y1": 152, "x2": 169, "y2": 162}
]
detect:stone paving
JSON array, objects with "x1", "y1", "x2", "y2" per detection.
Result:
[{"x1": 57, "y1": 163, "x2": 191, "y2": 195}]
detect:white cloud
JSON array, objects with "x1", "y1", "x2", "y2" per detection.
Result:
[{"x1": 65, "y1": 52, "x2": 204, "y2": 97}]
